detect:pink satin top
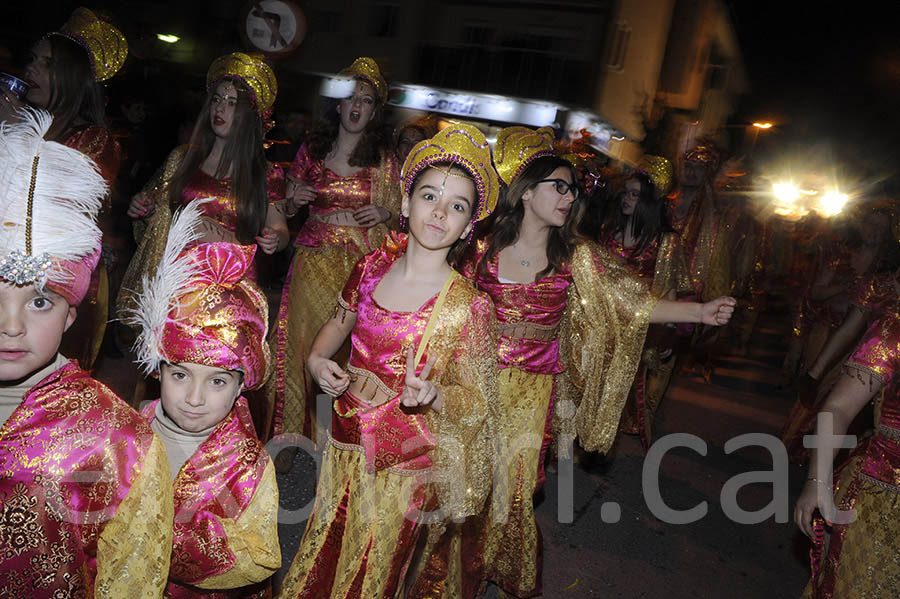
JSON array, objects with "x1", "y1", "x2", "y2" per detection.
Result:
[
  {"x1": 290, "y1": 144, "x2": 392, "y2": 249},
  {"x1": 461, "y1": 237, "x2": 570, "y2": 375},
  {"x1": 332, "y1": 234, "x2": 441, "y2": 472},
  {"x1": 178, "y1": 165, "x2": 285, "y2": 234},
  {"x1": 846, "y1": 310, "x2": 900, "y2": 487},
  {"x1": 603, "y1": 236, "x2": 659, "y2": 281}
]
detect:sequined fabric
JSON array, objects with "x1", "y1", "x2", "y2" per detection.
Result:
[
  {"x1": 852, "y1": 269, "x2": 900, "y2": 317},
  {"x1": 0, "y1": 361, "x2": 174, "y2": 597},
  {"x1": 206, "y1": 53, "x2": 277, "y2": 115},
  {"x1": 116, "y1": 146, "x2": 284, "y2": 324},
  {"x1": 55, "y1": 7, "x2": 127, "y2": 82},
  {"x1": 279, "y1": 233, "x2": 498, "y2": 598},
  {"x1": 556, "y1": 241, "x2": 658, "y2": 454},
  {"x1": 179, "y1": 164, "x2": 285, "y2": 236},
  {"x1": 414, "y1": 238, "x2": 656, "y2": 598},
  {"x1": 667, "y1": 187, "x2": 730, "y2": 301},
  {"x1": 59, "y1": 125, "x2": 121, "y2": 369},
  {"x1": 265, "y1": 146, "x2": 400, "y2": 440},
  {"x1": 603, "y1": 232, "x2": 688, "y2": 449},
  {"x1": 141, "y1": 397, "x2": 280, "y2": 598},
  {"x1": 460, "y1": 237, "x2": 569, "y2": 375},
  {"x1": 802, "y1": 311, "x2": 900, "y2": 598},
  {"x1": 158, "y1": 243, "x2": 271, "y2": 390}
]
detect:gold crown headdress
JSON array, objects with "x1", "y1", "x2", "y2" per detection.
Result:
[
  {"x1": 207, "y1": 52, "x2": 278, "y2": 115},
  {"x1": 339, "y1": 57, "x2": 388, "y2": 104},
  {"x1": 493, "y1": 126, "x2": 556, "y2": 186},
  {"x1": 401, "y1": 124, "x2": 499, "y2": 222},
  {"x1": 636, "y1": 155, "x2": 674, "y2": 198},
  {"x1": 55, "y1": 7, "x2": 127, "y2": 82},
  {"x1": 0, "y1": 109, "x2": 105, "y2": 304}
]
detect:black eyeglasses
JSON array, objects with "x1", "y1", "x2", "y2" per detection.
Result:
[{"x1": 535, "y1": 179, "x2": 579, "y2": 199}]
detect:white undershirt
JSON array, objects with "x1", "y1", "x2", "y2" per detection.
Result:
[
  {"x1": 150, "y1": 402, "x2": 217, "y2": 480},
  {"x1": 0, "y1": 353, "x2": 69, "y2": 426}
]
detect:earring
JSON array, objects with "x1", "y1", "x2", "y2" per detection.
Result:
[{"x1": 399, "y1": 214, "x2": 408, "y2": 231}]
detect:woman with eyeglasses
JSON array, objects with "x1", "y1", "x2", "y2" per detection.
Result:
[
  {"x1": 597, "y1": 160, "x2": 691, "y2": 452},
  {"x1": 409, "y1": 128, "x2": 735, "y2": 599}
]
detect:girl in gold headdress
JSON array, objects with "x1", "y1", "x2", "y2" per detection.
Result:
[
  {"x1": 410, "y1": 127, "x2": 734, "y2": 599},
  {"x1": 1, "y1": 8, "x2": 128, "y2": 369},
  {"x1": 278, "y1": 124, "x2": 498, "y2": 599},
  {"x1": 265, "y1": 57, "x2": 401, "y2": 454}
]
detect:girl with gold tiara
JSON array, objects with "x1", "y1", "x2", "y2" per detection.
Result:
[
  {"x1": 278, "y1": 124, "x2": 498, "y2": 598},
  {"x1": 266, "y1": 57, "x2": 401, "y2": 450},
  {"x1": 410, "y1": 126, "x2": 734, "y2": 599},
  {"x1": 597, "y1": 158, "x2": 692, "y2": 451},
  {"x1": 1, "y1": 8, "x2": 129, "y2": 369},
  {"x1": 128, "y1": 202, "x2": 281, "y2": 598},
  {"x1": 117, "y1": 52, "x2": 288, "y2": 322}
]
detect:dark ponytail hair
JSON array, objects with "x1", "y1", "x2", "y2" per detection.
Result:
[{"x1": 42, "y1": 35, "x2": 106, "y2": 140}]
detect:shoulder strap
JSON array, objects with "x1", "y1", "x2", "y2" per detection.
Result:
[{"x1": 413, "y1": 270, "x2": 460, "y2": 367}]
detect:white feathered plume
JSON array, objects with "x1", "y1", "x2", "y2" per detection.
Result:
[
  {"x1": 0, "y1": 108, "x2": 106, "y2": 290},
  {"x1": 126, "y1": 198, "x2": 212, "y2": 376}
]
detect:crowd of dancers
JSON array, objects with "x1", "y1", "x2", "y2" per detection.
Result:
[{"x1": 1, "y1": 7, "x2": 898, "y2": 599}]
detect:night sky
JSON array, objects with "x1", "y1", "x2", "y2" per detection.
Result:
[{"x1": 729, "y1": 1, "x2": 900, "y2": 184}]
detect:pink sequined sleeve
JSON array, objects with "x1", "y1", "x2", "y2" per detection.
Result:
[
  {"x1": 339, "y1": 253, "x2": 371, "y2": 311},
  {"x1": 266, "y1": 162, "x2": 286, "y2": 205},
  {"x1": 846, "y1": 312, "x2": 900, "y2": 388},
  {"x1": 288, "y1": 143, "x2": 315, "y2": 183}
]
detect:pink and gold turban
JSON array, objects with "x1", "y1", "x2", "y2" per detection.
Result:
[
  {"x1": 0, "y1": 109, "x2": 105, "y2": 306},
  {"x1": 156, "y1": 243, "x2": 270, "y2": 390}
]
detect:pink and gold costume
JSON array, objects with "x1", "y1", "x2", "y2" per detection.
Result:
[
  {"x1": 412, "y1": 237, "x2": 658, "y2": 599},
  {"x1": 279, "y1": 233, "x2": 498, "y2": 598},
  {"x1": 667, "y1": 185, "x2": 730, "y2": 302},
  {"x1": 781, "y1": 244, "x2": 878, "y2": 463},
  {"x1": 266, "y1": 143, "x2": 400, "y2": 440},
  {"x1": 803, "y1": 308, "x2": 900, "y2": 598},
  {"x1": 604, "y1": 232, "x2": 691, "y2": 450},
  {"x1": 116, "y1": 145, "x2": 286, "y2": 320},
  {"x1": 0, "y1": 360, "x2": 173, "y2": 597},
  {"x1": 128, "y1": 235, "x2": 280, "y2": 597},
  {"x1": 141, "y1": 397, "x2": 279, "y2": 599}
]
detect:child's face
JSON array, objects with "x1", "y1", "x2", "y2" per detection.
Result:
[
  {"x1": 159, "y1": 362, "x2": 242, "y2": 432},
  {"x1": 0, "y1": 282, "x2": 75, "y2": 383},
  {"x1": 402, "y1": 167, "x2": 475, "y2": 249}
]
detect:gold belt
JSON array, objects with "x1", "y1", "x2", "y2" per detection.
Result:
[
  {"x1": 497, "y1": 322, "x2": 557, "y2": 342},
  {"x1": 311, "y1": 211, "x2": 359, "y2": 226},
  {"x1": 346, "y1": 367, "x2": 395, "y2": 408},
  {"x1": 877, "y1": 424, "x2": 900, "y2": 442}
]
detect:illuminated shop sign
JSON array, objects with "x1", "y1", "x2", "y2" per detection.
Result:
[{"x1": 318, "y1": 77, "x2": 558, "y2": 127}]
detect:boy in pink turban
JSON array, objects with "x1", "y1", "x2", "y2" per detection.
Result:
[
  {"x1": 0, "y1": 109, "x2": 173, "y2": 597},
  {"x1": 128, "y1": 200, "x2": 281, "y2": 598}
]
